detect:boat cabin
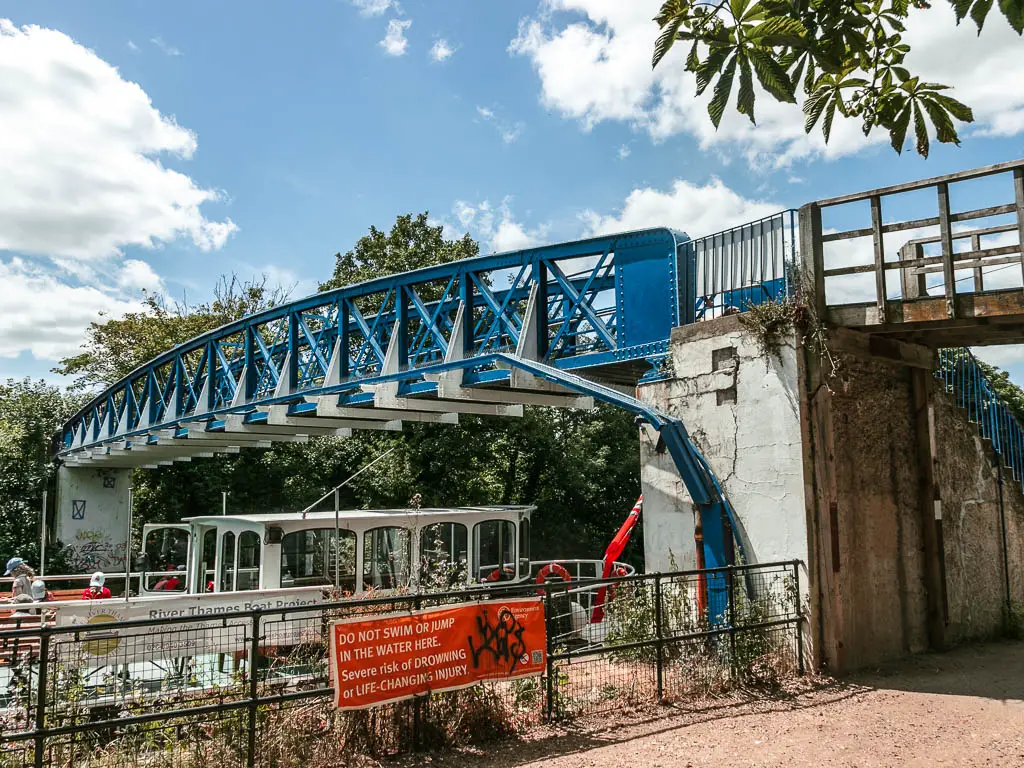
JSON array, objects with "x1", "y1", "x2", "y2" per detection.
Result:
[{"x1": 138, "y1": 506, "x2": 534, "y2": 597}]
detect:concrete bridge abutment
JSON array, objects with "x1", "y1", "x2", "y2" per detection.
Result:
[{"x1": 639, "y1": 315, "x2": 1024, "y2": 674}]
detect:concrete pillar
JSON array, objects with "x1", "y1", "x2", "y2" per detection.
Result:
[
  {"x1": 638, "y1": 316, "x2": 811, "y2": 573},
  {"x1": 55, "y1": 466, "x2": 133, "y2": 574}
]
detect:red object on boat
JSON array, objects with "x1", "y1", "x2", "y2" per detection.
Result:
[{"x1": 590, "y1": 495, "x2": 642, "y2": 623}]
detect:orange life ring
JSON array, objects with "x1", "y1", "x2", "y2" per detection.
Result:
[{"x1": 535, "y1": 562, "x2": 572, "y2": 594}]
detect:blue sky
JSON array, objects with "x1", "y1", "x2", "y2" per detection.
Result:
[{"x1": 1, "y1": 1, "x2": 1023, "y2": 384}]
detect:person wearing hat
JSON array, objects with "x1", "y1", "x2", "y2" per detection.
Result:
[
  {"x1": 5, "y1": 557, "x2": 35, "y2": 600},
  {"x1": 31, "y1": 580, "x2": 54, "y2": 603},
  {"x1": 81, "y1": 572, "x2": 111, "y2": 600},
  {"x1": 29, "y1": 580, "x2": 55, "y2": 618},
  {"x1": 10, "y1": 594, "x2": 35, "y2": 616}
]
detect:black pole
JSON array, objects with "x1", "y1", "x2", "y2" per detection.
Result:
[
  {"x1": 412, "y1": 594, "x2": 422, "y2": 751},
  {"x1": 654, "y1": 574, "x2": 664, "y2": 702},
  {"x1": 544, "y1": 585, "x2": 555, "y2": 720},
  {"x1": 727, "y1": 567, "x2": 736, "y2": 678},
  {"x1": 793, "y1": 561, "x2": 805, "y2": 675},
  {"x1": 997, "y1": 461, "x2": 1012, "y2": 625},
  {"x1": 247, "y1": 610, "x2": 261, "y2": 768},
  {"x1": 34, "y1": 629, "x2": 50, "y2": 768}
]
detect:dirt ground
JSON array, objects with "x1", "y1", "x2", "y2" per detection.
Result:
[{"x1": 396, "y1": 641, "x2": 1024, "y2": 768}]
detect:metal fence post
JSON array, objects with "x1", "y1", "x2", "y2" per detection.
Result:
[
  {"x1": 793, "y1": 562, "x2": 805, "y2": 675},
  {"x1": 247, "y1": 610, "x2": 261, "y2": 768},
  {"x1": 727, "y1": 567, "x2": 736, "y2": 678},
  {"x1": 654, "y1": 574, "x2": 664, "y2": 702},
  {"x1": 412, "y1": 594, "x2": 422, "y2": 751},
  {"x1": 544, "y1": 585, "x2": 555, "y2": 721},
  {"x1": 34, "y1": 628, "x2": 50, "y2": 768}
]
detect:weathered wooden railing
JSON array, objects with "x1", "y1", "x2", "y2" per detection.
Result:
[{"x1": 798, "y1": 159, "x2": 1024, "y2": 340}]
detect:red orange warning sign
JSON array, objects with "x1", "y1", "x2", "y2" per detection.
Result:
[{"x1": 328, "y1": 597, "x2": 546, "y2": 709}]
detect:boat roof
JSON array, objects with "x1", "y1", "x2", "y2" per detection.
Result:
[{"x1": 181, "y1": 505, "x2": 534, "y2": 526}]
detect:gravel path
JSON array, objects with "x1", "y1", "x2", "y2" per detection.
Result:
[{"x1": 398, "y1": 641, "x2": 1024, "y2": 768}]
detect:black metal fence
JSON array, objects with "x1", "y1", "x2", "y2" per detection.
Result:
[{"x1": 0, "y1": 561, "x2": 802, "y2": 767}]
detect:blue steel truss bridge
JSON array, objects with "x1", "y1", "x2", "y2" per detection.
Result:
[{"x1": 55, "y1": 157, "x2": 1024, "y2": 572}]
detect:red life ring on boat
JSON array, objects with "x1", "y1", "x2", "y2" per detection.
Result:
[{"x1": 535, "y1": 562, "x2": 572, "y2": 594}]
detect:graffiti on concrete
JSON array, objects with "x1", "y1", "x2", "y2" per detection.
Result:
[{"x1": 63, "y1": 529, "x2": 126, "y2": 573}]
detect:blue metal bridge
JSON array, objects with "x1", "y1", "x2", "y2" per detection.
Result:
[
  {"x1": 55, "y1": 219, "x2": 796, "y2": 576},
  {"x1": 53, "y1": 156, "x2": 1024, "y2": 579}
]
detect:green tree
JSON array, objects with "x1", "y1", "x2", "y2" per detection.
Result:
[
  {"x1": 653, "y1": 0, "x2": 1023, "y2": 158},
  {"x1": 54, "y1": 276, "x2": 288, "y2": 389},
  {"x1": 0, "y1": 379, "x2": 82, "y2": 566},
  {"x1": 320, "y1": 213, "x2": 478, "y2": 295}
]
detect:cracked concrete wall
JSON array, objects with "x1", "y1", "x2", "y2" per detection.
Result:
[
  {"x1": 638, "y1": 315, "x2": 809, "y2": 576},
  {"x1": 934, "y1": 388, "x2": 1024, "y2": 643}
]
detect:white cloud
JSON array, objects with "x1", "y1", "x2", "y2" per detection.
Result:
[
  {"x1": 973, "y1": 345, "x2": 1024, "y2": 370},
  {"x1": 0, "y1": 19, "x2": 238, "y2": 261},
  {"x1": 127, "y1": 40, "x2": 138, "y2": 52},
  {"x1": 580, "y1": 177, "x2": 780, "y2": 238},
  {"x1": 117, "y1": 259, "x2": 164, "y2": 294},
  {"x1": 149, "y1": 36, "x2": 181, "y2": 56},
  {"x1": 351, "y1": 0, "x2": 396, "y2": 16},
  {"x1": 429, "y1": 38, "x2": 455, "y2": 62},
  {"x1": 617, "y1": 144, "x2": 630, "y2": 159},
  {"x1": 0, "y1": 258, "x2": 143, "y2": 360},
  {"x1": 475, "y1": 104, "x2": 525, "y2": 144},
  {"x1": 379, "y1": 19, "x2": 411, "y2": 56},
  {"x1": 442, "y1": 198, "x2": 547, "y2": 253},
  {"x1": 510, "y1": 1, "x2": 1024, "y2": 164}
]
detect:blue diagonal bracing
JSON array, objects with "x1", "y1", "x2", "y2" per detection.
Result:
[{"x1": 55, "y1": 226, "x2": 745, "y2": 576}]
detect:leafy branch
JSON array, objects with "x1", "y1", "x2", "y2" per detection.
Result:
[{"x1": 654, "y1": 0, "x2": 1022, "y2": 157}]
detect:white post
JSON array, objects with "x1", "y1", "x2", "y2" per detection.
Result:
[
  {"x1": 334, "y1": 487, "x2": 341, "y2": 587},
  {"x1": 39, "y1": 489, "x2": 47, "y2": 576},
  {"x1": 125, "y1": 485, "x2": 133, "y2": 602},
  {"x1": 222, "y1": 491, "x2": 229, "y2": 515}
]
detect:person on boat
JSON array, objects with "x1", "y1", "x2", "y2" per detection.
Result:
[
  {"x1": 5, "y1": 557, "x2": 35, "y2": 600},
  {"x1": 30, "y1": 579, "x2": 54, "y2": 603},
  {"x1": 10, "y1": 594, "x2": 35, "y2": 616},
  {"x1": 81, "y1": 571, "x2": 111, "y2": 600},
  {"x1": 153, "y1": 566, "x2": 183, "y2": 591}
]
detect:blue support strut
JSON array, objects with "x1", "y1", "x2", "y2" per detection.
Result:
[{"x1": 488, "y1": 353, "x2": 743, "y2": 588}]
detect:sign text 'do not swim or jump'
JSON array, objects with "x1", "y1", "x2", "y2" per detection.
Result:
[{"x1": 329, "y1": 597, "x2": 546, "y2": 710}]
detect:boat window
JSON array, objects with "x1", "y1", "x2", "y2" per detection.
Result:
[
  {"x1": 363, "y1": 527, "x2": 411, "y2": 590},
  {"x1": 419, "y1": 522, "x2": 468, "y2": 588},
  {"x1": 220, "y1": 531, "x2": 236, "y2": 592},
  {"x1": 237, "y1": 532, "x2": 261, "y2": 591},
  {"x1": 200, "y1": 529, "x2": 217, "y2": 592},
  {"x1": 143, "y1": 527, "x2": 189, "y2": 592},
  {"x1": 280, "y1": 529, "x2": 356, "y2": 592},
  {"x1": 473, "y1": 520, "x2": 516, "y2": 582},
  {"x1": 518, "y1": 518, "x2": 531, "y2": 580}
]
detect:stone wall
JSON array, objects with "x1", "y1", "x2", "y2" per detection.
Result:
[{"x1": 934, "y1": 388, "x2": 1024, "y2": 644}]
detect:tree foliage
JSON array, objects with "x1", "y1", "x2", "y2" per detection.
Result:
[
  {"x1": 653, "y1": 0, "x2": 1022, "y2": 157},
  {"x1": 0, "y1": 379, "x2": 83, "y2": 566},
  {"x1": 54, "y1": 276, "x2": 289, "y2": 390}
]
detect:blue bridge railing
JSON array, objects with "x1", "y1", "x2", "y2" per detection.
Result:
[
  {"x1": 686, "y1": 210, "x2": 797, "y2": 320},
  {"x1": 937, "y1": 347, "x2": 1024, "y2": 485}
]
